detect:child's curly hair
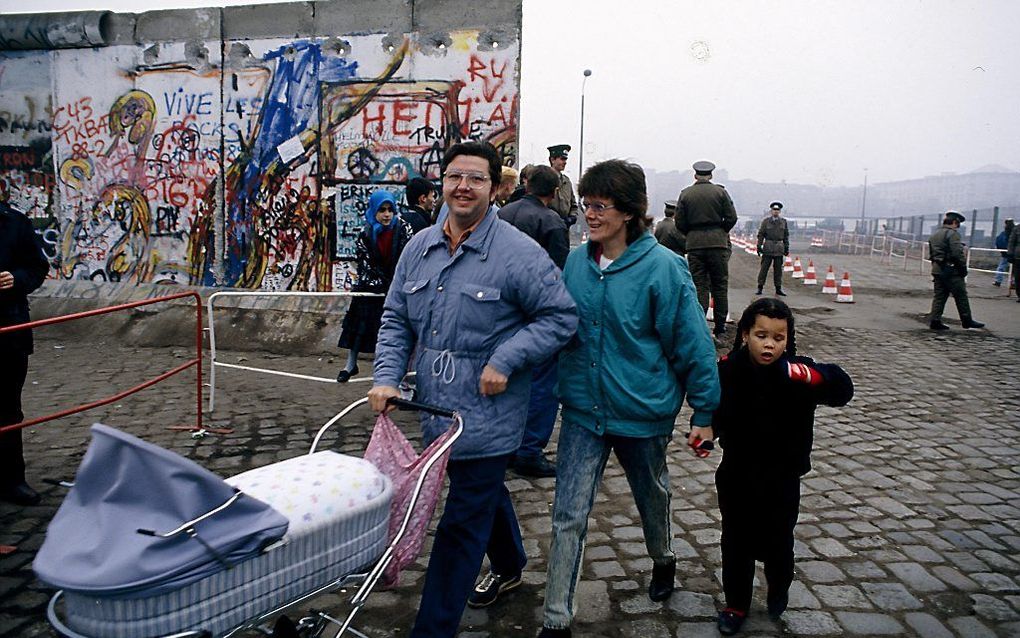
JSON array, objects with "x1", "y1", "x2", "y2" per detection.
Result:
[{"x1": 731, "y1": 298, "x2": 797, "y2": 356}]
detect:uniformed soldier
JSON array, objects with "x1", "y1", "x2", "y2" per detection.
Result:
[
  {"x1": 676, "y1": 160, "x2": 738, "y2": 338},
  {"x1": 547, "y1": 144, "x2": 579, "y2": 227},
  {"x1": 927, "y1": 211, "x2": 985, "y2": 330},
  {"x1": 654, "y1": 200, "x2": 686, "y2": 255},
  {"x1": 756, "y1": 201, "x2": 790, "y2": 295}
]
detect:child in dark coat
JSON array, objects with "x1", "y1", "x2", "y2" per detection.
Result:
[{"x1": 712, "y1": 298, "x2": 854, "y2": 636}]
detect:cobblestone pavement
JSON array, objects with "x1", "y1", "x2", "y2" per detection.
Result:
[{"x1": 2, "y1": 252, "x2": 1019, "y2": 638}]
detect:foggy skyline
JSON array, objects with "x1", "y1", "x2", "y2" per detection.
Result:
[{"x1": 3, "y1": 0, "x2": 1017, "y2": 188}]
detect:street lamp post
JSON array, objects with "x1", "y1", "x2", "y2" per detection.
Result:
[
  {"x1": 579, "y1": 69, "x2": 592, "y2": 177},
  {"x1": 860, "y1": 168, "x2": 868, "y2": 221}
]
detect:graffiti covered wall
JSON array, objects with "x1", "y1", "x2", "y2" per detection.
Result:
[{"x1": 0, "y1": 4, "x2": 521, "y2": 291}]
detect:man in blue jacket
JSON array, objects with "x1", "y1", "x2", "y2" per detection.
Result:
[
  {"x1": 1, "y1": 199, "x2": 50, "y2": 506},
  {"x1": 369, "y1": 142, "x2": 578, "y2": 638}
]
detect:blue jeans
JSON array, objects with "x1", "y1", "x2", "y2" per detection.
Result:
[
  {"x1": 995, "y1": 255, "x2": 1009, "y2": 285},
  {"x1": 411, "y1": 455, "x2": 526, "y2": 638},
  {"x1": 518, "y1": 357, "x2": 559, "y2": 459},
  {"x1": 542, "y1": 422, "x2": 674, "y2": 630}
]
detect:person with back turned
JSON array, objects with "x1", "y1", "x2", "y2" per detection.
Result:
[
  {"x1": 0, "y1": 198, "x2": 50, "y2": 506},
  {"x1": 927, "y1": 210, "x2": 985, "y2": 330},
  {"x1": 676, "y1": 160, "x2": 738, "y2": 340}
]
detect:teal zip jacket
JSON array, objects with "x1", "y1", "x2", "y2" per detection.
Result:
[{"x1": 558, "y1": 232, "x2": 720, "y2": 437}]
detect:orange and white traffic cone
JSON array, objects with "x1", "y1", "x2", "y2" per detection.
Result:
[
  {"x1": 822, "y1": 265, "x2": 838, "y2": 294},
  {"x1": 791, "y1": 257, "x2": 804, "y2": 279},
  {"x1": 706, "y1": 297, "x2": 714, "y2": 321},
  {"x1": 803, "y1": 261, "x2": 818, "y2": 285},
  {"x1": 836, "y1": 272, "x2": 854, "y2": 303},
  {"x1": 783, "y1": 255, "x2": 794, "y2": 272}
]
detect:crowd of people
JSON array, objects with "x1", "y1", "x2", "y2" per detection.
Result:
[
  {"x1": 3, "y1": 138, "x2": 1015, "y2": 637},
  {"x1": 361, "y1": 142, "x2": 854, "y2": 638}
]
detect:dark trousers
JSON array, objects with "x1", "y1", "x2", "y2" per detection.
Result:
[
  {"x1": 929, "y1": 274, "x2": 973, "y2": 324},
  {"x1": 411, "y1": 454, "x2": 526, "y2": 638},
  {"x1": 0, "y1": 352, "x2": 29, "y2": 487},
  {"x1": 716, "y1": 465, "x2": 800, "y2": 612},
  {"x1": 757, "y1": 255, "x2": 784, "y2": 291},
  {"x1": 688, "y1": 247, "x2": 731, "y2": 331},
  {"x1": 518, "y1": 357, "x2": 558, "y2": 459}
]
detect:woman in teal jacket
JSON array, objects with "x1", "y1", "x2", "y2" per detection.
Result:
[{"x1": 538, "y1": 160, "x2": 720, "y2": 638}]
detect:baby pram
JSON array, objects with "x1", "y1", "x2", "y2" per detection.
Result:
[{"x1": 34, "y1": 397, "x2": 462, "y2": 638}]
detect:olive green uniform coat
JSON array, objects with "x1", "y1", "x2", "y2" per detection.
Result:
[
  {"x1": 676, "y1": 180, "x2": 738, "y2": 331},
  {"x1": 928, "y1": 225, "x2": 974, "y2": 324}
]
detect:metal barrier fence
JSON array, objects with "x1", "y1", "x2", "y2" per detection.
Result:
[
  {"x1": 0, "y1": 292, "x2": 204, "y2": 435},
  {"x1": 207, "y1": 291, "x2": 384, "y2": 412},
  {"x1": 799, "y1": 230, "x2": 1014, "y2": 294}
]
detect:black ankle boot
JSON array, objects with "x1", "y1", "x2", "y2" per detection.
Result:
[{"x1": 648, "y1": 558, "x2": 676, "y2": 602}]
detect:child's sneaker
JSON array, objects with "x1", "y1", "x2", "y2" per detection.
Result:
[{"x1": 717, "y1": 608, "x2": 746, "y2": 636}]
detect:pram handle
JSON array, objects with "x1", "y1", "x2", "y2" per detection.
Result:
[{"x1": 386, "y1": 397, "x2": 457, "y2": 418}]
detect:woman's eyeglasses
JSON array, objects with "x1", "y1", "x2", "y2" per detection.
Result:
[
  {"x1": 442, "y1": 172, "x2": 491, "y2": 190},
  {"x1": 581, "y1": 201, "x2": 616, "y2": 214}
]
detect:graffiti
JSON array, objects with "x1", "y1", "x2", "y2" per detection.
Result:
[{"x1": 0, "y1": 27, "x2": 520, "y2": 291}]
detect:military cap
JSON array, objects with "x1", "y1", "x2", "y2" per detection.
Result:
[
  {"x1": 770, "y1": 201, "x2": 783, "y2": 210},
  {"x1": 548, "y1": 144, "x2": 571, "y2": 158},
  {"x1": 692, "y1": 160, "x2": 715, "y2": 174},
  {"x1": 944, "y1": 210, "x2": 966, "y2": 224},
  {"x1": 664, "y1": 199, "x2": 677, "y2": 210}
]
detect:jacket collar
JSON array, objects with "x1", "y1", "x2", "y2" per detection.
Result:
[
  {"x1": 586, "y1": 231, "x2": 657, "y2": 273},
  {"x1": 421, "y1": 204, "x2": 499, "y2": 261}
]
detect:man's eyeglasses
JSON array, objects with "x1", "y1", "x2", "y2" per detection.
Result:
[
  {"x1": 443, "y1": 171, "x2": 491, "y2": 190},
  {"x1": 581, "y1": 200, "x2": 617, "y2": 214}
]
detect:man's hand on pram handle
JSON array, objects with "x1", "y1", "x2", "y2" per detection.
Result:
[
  {"x1": 368, "y1": 386, "x2": 458, "y2": 418},
  {"x1": 368, "y1": 385, "x2": 401, "y2": 413}
]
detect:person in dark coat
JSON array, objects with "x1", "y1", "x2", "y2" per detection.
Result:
[
  {"x1": 927, "y1": 211, "x2": 985, "y2": 330},
  {"x1": 1008, "y1": 221, "x2": 1020, "y2": 303},
  {"x1": 676, "y1": 160, "x2": 738, "y2": 339},
  {"x1": 496, "y1": 165, "x2": 570, "y2": 478},
  {"x1": 336, "y1": 190, "x2": 413, "y2": 382},
  {"x1": 0, "y1": 200, "x2": 50, "y2": 506},
  {"x1": 755, "y1": 201, "x2": 790, "y2": 295},
  {"x1": 712, "y1": 298, "x2": 854, "y2": 636},
  {"x1": 653, "y1": 200, "x2": 686, "y2": 256},
  {"x1": 403, "y1": 177, "x2": 436, "y2": 235},
  {"x1": 498, "y1": 166, "x2": 569, "y2": 269},
  {"x1": 993, "y1": 218, "x2": 1014, "y2": 287}
]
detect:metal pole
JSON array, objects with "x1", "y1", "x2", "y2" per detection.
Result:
[
  {"x1": 579, "y1": 69, "x2": 592, "y2": 177},
  {"x1": 860, "y1": 168, "x2": 868, "y2": 221},
  {"x1": 969, "y1": 209, "x2": 978, "y2": 246}
]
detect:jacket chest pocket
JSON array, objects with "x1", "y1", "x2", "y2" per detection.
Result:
[
  {"x1": 402, "y1": 278, "x2": 431, "y2": 326},
  {"x1": 457, "y1": 284, "x2": 503, "y2": 344}
]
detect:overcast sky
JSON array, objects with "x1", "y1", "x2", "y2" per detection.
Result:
[{"x1": 2, "y1": 0, "x2": 1018, "y2": 187}]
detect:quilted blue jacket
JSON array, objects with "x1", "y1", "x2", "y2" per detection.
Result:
[{"x1": 373, "y1": 206, "x2": 578, "y2": 459}]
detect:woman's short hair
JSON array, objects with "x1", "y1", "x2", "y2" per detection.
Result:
[{"x1": 578, "y1": 159, "x2": 652, "y2": 244}]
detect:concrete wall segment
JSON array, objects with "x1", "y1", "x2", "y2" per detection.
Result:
[
  {"x1": 134, "y1": 8, "x2": 221, "y2": 43},
  {"x1": 222, "y1": 3, "x2": 314, "y2": 41},
  {"x1": 412, "y1": 0, "x2": 521, "y2": 31},
  {"x1": 313, "y1": 0, "x2": 412, "y2": 37},
  {"x1": 1, "y1": 0, "x2": 524, "y2": 293}
]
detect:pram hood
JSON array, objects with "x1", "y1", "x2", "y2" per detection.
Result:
[{"x1": 34, "y1": 424, "x2": 289, "y2": 598}]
